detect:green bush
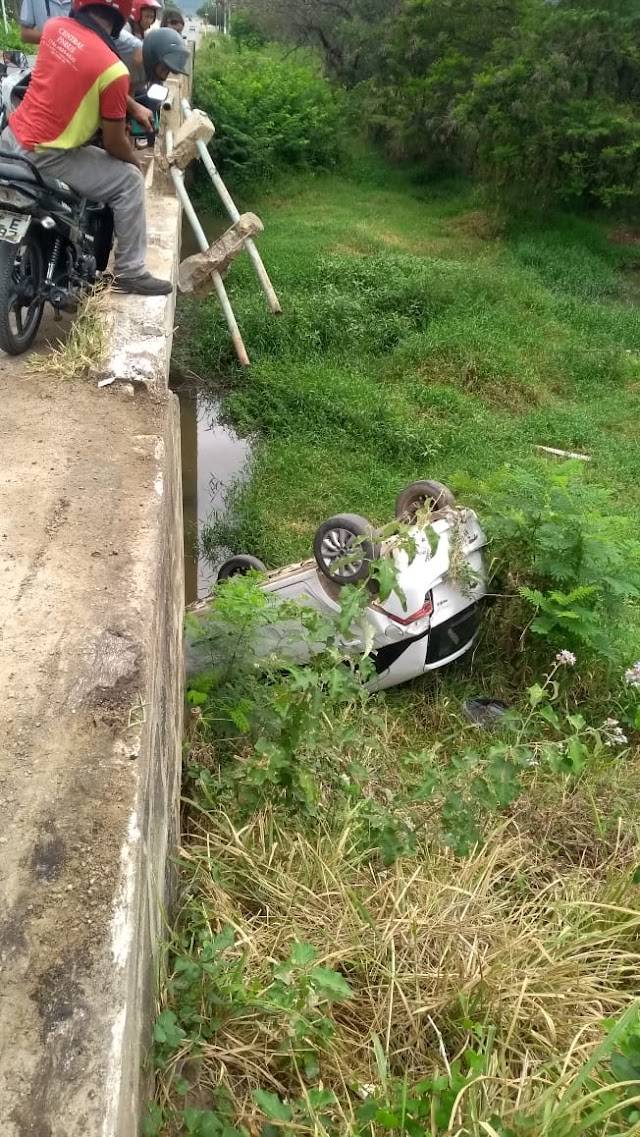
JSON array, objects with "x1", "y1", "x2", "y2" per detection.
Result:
[
  {"x1": 0, "y1": 19, "x2": 37, "y2": 55},
  {"x1": 229, "y1": 8, "x2": 266, "y2": 50},
  {"x1": 473, "y1": 462, "x2": 640, "y2": 664},
  {"x1": 458, "y1": 63, "x2": 640, "y2": 209},
  {"x1": 194, "y1": 42, "x2": 346, "y2": 189},
  {"x1": 356, "y1": 0, "x2": 640, "y2": 208}
]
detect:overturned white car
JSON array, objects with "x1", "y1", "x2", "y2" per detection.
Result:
[{"x1": 186, "y1": 480, "x2": 488, "y2": 692}]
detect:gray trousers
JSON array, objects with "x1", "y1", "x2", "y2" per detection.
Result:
[{"x1": 0, "y1": 127, "x2": 147, "y2": 277}]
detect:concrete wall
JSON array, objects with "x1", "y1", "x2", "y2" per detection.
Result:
[{"x1": 0, "y1": 81, "x2": 187, "y2": 1137}]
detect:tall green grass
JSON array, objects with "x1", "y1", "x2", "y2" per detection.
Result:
[{"x1": 175, "y1": 172, "x2": 640, "y2": 571}]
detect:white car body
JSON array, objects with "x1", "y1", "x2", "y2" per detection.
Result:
[{"x1": 186, "y1": 507, "x2": 487, "y2": 692}]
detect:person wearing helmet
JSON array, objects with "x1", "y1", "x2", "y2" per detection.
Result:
[
  {"x1": 14, "y1": 0, "x2": 157, "y2": 134},
  {"x1": 160, "y1": 8, "x2": 184, "y2": 35},
  {"x1": 115, "y1": 24, "x2": 190, "y2": 108},
  {"x1": 118, "y1": 27, "x2": 189, "y2": 150},
  {"x1": 128, "y1": 0, "x2": 160, "y2": 38},
  {"x1": 142, "y1": 26, "x2": 190, "y2": 83},
  {"x1": 0, "y1": 0, "x2": 172, "y2": 295}
]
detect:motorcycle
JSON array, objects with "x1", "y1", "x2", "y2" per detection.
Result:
[
  {"x1": 0, "y1": 79, "x2": 168, "y2": 355},
  {"x1": 0, "y1": 150, "x2": 113, "y2": 354}
]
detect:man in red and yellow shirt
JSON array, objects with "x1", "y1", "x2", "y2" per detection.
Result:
[{"x1": 0, "y1": 0, "x2": 172, "y2": 295}]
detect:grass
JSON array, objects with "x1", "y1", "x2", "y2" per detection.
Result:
[
  {"x1": 158, "y1": 161, "x2": 640, "y2": 1136},
  {"x1": 159, "y1": 805, "x2": 640, "y2": 1133},
  {"x1": 174, "y1": 171, "x2": 640, "y2": 569},
  {"x1": 27, "y1": 285, "x2": 110, "y2": 380},
  {"x1": 152, "y1": 667, "x2": 640, "y2": 1135}
]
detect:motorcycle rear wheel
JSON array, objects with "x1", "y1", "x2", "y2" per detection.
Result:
[{"x1": 0, "y1": 232, "x2": 45, "y2": 355}]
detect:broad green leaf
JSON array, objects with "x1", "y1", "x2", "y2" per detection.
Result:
[
  {"x1": 566, "y1": 736, "x2": 589, "y2": 775},
  {"x1": 527, "y1": 683, "x2": 546, "y2": 707},
  {"x1": 141, "y1": 1102, "x2": 164, "y2": 1137},
  {"x1": 610, "y1": 1051, "x2": 640, "y2": 1088},
  {"x1": 539, "y1": 702, "x2": 561, "y2": 728},
  {"x1": 212, "y1": 926, "x2": 236, "y2": 952},
  {"x1": 303, "y1": 1053, "x2": 320, "y2": 1079},
  {"x1": 252, "y1": 1090, "x2": 293, "y2": 1122},
  {"x1": 310, "y1": 966, "x2": 354, "y2": 1000},
  {"x1": 306, "y1": 1089, "x2": 338, "y2": 1110},
  {"x1": 289, "y1": 941, "x2": 318, "y2": 967},
  {"x1": 184, "y1": 1109, "x2": 223, "y2": 1137},
  {"x1": 153, "y1": 1009, "x2": 185, "y2": 1049}
]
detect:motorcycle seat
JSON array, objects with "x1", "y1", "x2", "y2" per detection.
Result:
[{"x1": 0, "y1": 161, "x2": 75, "y2": 198}]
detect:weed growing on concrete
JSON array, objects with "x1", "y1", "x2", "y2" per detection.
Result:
[{"x1": 27, "y1": 286, "x2": 110, "y2": 381}]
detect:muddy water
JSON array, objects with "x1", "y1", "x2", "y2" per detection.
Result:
[
  {"x1": 181, "y1": 209, "x2": 225, "y2": 260},
  {"x1": 178, "y1": 385, "x2": 251, "y2": 604},
  {"x1": 176, "y1": 212, "x2": 254, "y2": 603}
]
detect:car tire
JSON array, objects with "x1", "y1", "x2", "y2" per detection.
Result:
[
  {"x1": 217, "y1": 554, "x2": 267, "y2": 581},
  {"x1": 395, "y1": 479, "x2": 455, "y2": 523},
  {"x1": 313, "y1": 513, "x2": 379, "y2": 585}
]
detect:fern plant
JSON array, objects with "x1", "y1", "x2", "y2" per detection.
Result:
[{"x1": 471, "y1": 461, "x2": 640, "y2": 663}]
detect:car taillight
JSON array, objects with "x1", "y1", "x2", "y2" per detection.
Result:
[{"x1": 380, "y1": 592, "x2": 433, "y2": 626}]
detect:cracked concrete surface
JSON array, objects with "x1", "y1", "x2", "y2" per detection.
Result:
[{"x1": 0, "y1": 139, "x2": 185, "y2": 1135}]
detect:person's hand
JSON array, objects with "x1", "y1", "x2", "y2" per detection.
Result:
[{"x1": 129, "y1": 101, "x2": 154, "y2": 131}]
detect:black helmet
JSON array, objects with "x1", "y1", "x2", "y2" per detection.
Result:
[{"x1": 142, "y1": 27, "x2": 190, "y2": 79}]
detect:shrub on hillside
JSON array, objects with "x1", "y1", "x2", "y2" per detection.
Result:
[
  {"x1": 456, "y1": 6, "x2": 640, "y2": 207},
  {"x1": 194, "y1": 44, "x2": 346, "y2": 189},
  {"x1": 358, "y1": 0, "x2": 640, "y2": 208},
  {"x1": 229, "y1": 8, "x2": 266, "y2": 50}
]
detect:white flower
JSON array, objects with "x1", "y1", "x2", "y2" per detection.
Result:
[
  {"x1": 602, "y1": 718, "x2": 628, "y2": 747},
  {"x1": 556, "y1": 650, "x2": 577, "y2": 666},
  {"x1": 625, "y1": 662, "x2": 640, "y2": 689}
]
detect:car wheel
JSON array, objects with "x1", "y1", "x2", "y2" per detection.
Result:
[
  {"x1": 395, "y1": 479, "x2": 455, "y2": 523},
  {"x1": 313, "y1": 513, "x2": 379, "y2": 585},
  {"x1": 217, "y1": 554, "x2": 267, "y2": 581}
]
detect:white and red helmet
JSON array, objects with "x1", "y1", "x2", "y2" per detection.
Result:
[
  {"x1": 131, "y1": 0, "x2": 161, "y2": 23},
  {"x1": 72, "y1": 0, "x2": 133, "y2": 35}
]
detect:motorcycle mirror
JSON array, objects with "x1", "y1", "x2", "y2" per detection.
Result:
[{"x1": 146, "y1": 83, "x2": 170, "y2": 105}]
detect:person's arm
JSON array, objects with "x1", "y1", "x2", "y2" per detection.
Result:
[
  {"x1": 99, "y1": 73, "x2": 141, "y2": 170},
  {"x1": 101, "y1": 118, "x2": 142, "y2": 170},
  {"x1": 126, "y1": 95, "x2": 154, "y2": 131},
  {"x1": 20, "y1": 25, "x2": 41, "y2": 43},
  {"x1": 18, "y1": 0, "x2": 40, "y2": 42}
]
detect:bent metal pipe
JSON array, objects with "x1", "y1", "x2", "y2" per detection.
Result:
[{"x1": 166, "y1": 127, "x2": 250, "y2": 367}]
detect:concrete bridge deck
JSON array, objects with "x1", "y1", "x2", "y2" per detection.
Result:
[{"x1": 0, "y1": 110, "x2": 186, "y2": 1136}]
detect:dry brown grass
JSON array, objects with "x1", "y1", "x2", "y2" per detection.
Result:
[
  {"x1": 26, "y1": 285, "x2": 110, "y2": 381},
  {"x1": 157, "y1": 804, "x2": 640, "y2": 1134}
]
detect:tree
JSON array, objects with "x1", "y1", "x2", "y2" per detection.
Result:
[
  {"x1": 238, "y1": 0, "x2": 397, "y2": 86},
  {"x1": 197, "y1": 1, "x2": 225, "y2": 27}
]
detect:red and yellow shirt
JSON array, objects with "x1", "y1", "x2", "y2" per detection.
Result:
[{"x1": 10, "y1": 17, "x2": 129, "y2": 151}]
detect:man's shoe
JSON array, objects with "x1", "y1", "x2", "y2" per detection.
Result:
[{"x1": 114, "y1": 272, "x2": 173, "y2": 296}]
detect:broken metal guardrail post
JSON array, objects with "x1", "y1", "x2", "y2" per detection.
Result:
[
  {"x1": 166, "y1": 127, "x2": 250, "y2": 367},
  {"x1": 180, "y1": 96, "x2": 282, "y2": 316}
]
